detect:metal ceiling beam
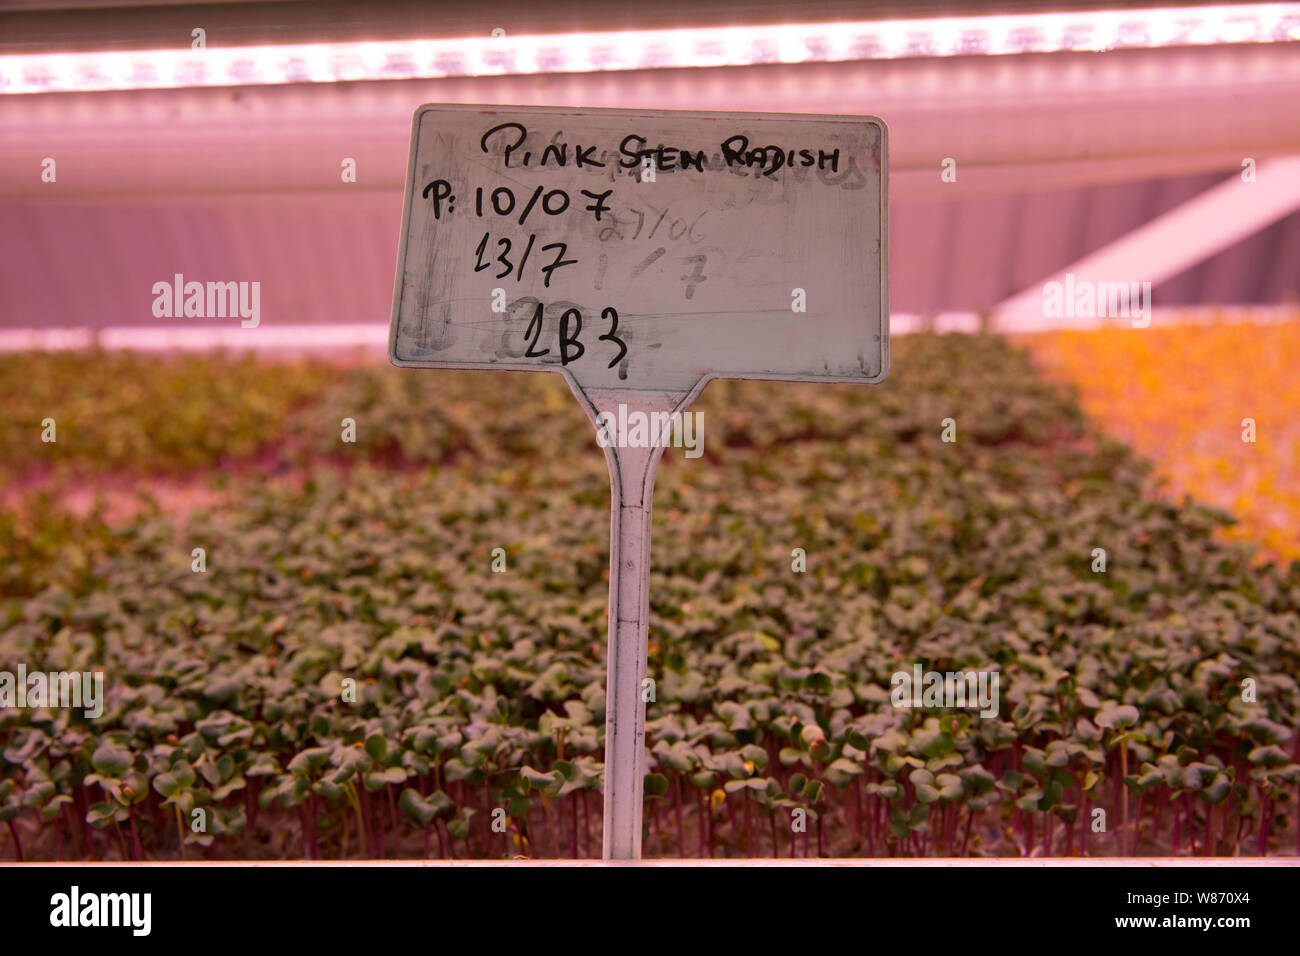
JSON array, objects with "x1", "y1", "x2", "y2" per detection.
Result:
[{"x1": 993, "y1": 155, "x2": 1300, "y2": 329}]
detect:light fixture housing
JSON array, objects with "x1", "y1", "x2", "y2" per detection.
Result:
[{"x1": 1, "y1": 3, "x2": 1298, "y2": 95}]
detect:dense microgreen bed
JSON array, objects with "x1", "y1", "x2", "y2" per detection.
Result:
[
  {"x1": 0, "y1": 350, "x2": 337, "y2": 474},
  {"x1": 1, "y1": 335, "x2": 1297, "y2": 860}
]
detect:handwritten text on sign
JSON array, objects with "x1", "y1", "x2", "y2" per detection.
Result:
[{"x1": 390, "y1": 105, "x2": 888, "y2": 391}]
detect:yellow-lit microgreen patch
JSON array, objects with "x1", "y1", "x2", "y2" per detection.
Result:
[{"x1": 1020, "y1": 316, "x2": 1300, "y2": 562}]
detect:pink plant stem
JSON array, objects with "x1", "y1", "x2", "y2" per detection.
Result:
[
  {"x1": 62, "y1": 802, "x2": 82, "y2": 858},
  {"x1": 583, "y1": 790, "x2": 591, "y2": 857},
  {"x1": 866, "y1": 795, "x2": 875, "y2": 857},
  {"x1": 650, "y1": 797, "x2": 659, "y2": 851},
  {"x1": 388, "y1": 786, "x2": 399, "y2": 848},
  {"x1": 698, "y1": 791, "x2": 706, "y2": 858},
  {"x1": 709, "y1": 794, "x2": 717, "y2": 858},
  {"x1": 5, "y1": 820, "x2": 22, "y2": 861},
  {"x1": 1080, "y1": 797, "x2": 1088, "y2": 856},
  {"x1": 744, "y1": 795, "x2": 753, "y2": 857},
  {"x1": 1257, "y1": 791, "x2": 1271, "y2": 857},
  {"x1": 111, "y1": 817, "x2": 129, "y2": 861},
  {"x1": 571, "y1": 795, "x2": 579, "y2": 859},
  {"x1": 440, "y1": 818, "x2": 454, "y2": 860},
  {"x1": 75, "y1": 785, "x2": 93, "y2": 859},
  {"x1": 298, "y1": 804, "x2": 312, "y2": 860},
  {"x1": 1132, "y1": 794, "x2": 1145, "y2": 856},
  {"x1": 853, "y1": 777, "x2": 862, "y2": 846},
  {"x1": 673, "y1": 777, "x2": 685, "y2": 854},
  {"x1": 1294, "y1": 745, "x2": 1300, "y2": 855},
  {"x1": 1119, "y1": 743, "x2": 1129, "y2": 854},
  {"x1": 1172, "y1": 798, "x2": 1181, "y2": 856}
]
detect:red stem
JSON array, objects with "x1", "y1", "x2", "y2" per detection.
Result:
[
  {"x1": 1080, "y1": 797, "x2": 1088, "y2": 856},
  {"x1": 111, "y1": 817, "x2": 129, "y2": 861},
  {"x1": 1132, "y1": 794, "x2": 1145, "y2": 856},
  {"x1": 5, "y1": 819, "x2": 22, "y2": 861},
  {"x1": 129, "y1": 806, "x2": 143, "y2": 860},
  {"x1": 582, "y1": 790, "x2": 591, "y2": 858},
  {"x1": 852, "y1": 778, "x2": 862, "y2": 846},
  {"x1": 744, "y1": 794, "x2": 753, "y2": 857},
  {"x1": 1172, "y1": 798, "x2": 1181, "y2": 856},
  {"x1": 672, "y1": 776, "x2": 684, "y2": 856},
  {"x1": 1257, "y1": 791, "x2": 1271, "y2": 857},
  {"x1": 698, "y1": 790, "x2": 707, "y2": 858}
]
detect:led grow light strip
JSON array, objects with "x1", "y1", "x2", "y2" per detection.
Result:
[{"x1": 2, "y1": 3, "x2": 1298, "y2": 95}]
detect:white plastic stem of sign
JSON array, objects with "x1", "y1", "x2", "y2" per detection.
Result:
[{"x1": 569, "y1": 381, "x2": 704, "y2": 859}]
